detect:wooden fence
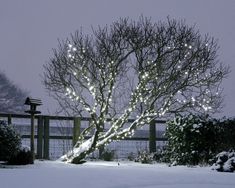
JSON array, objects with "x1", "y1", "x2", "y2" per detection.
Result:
[{"x1": 0, "y1": 113, "x2": 167, "y2": 159}]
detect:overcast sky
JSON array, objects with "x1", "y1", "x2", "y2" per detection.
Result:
[{"x1": 0, "y1": 0, "x2": 234, "y2": 117}]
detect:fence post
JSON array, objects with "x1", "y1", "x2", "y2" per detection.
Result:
[
  {"x1": 37, "y1": 116, "x2": 44, "y2": 159},
  {"x1": 30, "y1": 114, "x2": 36, "y2": 161},
  {"x1": 98, "y1": 122, "x2": 104, "y2": 159},
  {"x1": 43, "y1": 116, "x2": 50, "y2": 159},
  {"x1": 7, "y1": 114, "x2": 12, "y2": 125},
  {"x1": 149, "y1": 120, "x2": 156, "y2": 153},
  {"x1": 73, "y1": 117, "x2": 81, "y2": 146}
]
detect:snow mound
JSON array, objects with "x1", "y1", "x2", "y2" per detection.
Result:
[{"x1": 212, "y1": 151, "x2": 235, "y2": 172}]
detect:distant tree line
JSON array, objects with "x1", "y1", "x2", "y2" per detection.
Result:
[{"x1": 0, "y1": 71, "x2": 28, "y2": 113}]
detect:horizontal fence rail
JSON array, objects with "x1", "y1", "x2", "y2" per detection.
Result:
[{"x1": 0, "y1": 113, "x2": 167, "y2": 160}]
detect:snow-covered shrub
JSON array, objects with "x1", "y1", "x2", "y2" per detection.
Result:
[
  {"x1": 0, "y1": 120, "x2": 21, "y2": 161},
  {"x1": 8, "y1": 145, "x2": 33, "y2": 165},
  {"x1": 212, "y1": 151, "x2": 235, "y2": 172},
  {"x1": 135, "y1": 150, "x2": 154, "y2": 164},
  {"x1": 134, "y1": 149, "x2": 169, "y2": 164},
  {"x1": 127, "y1": 152, "x2": 136, "y2": 161},
  {"x1": 165, "y1": 115, "x2": 221, "y2": 165},
  {"x1": 100, "y1": 149, "x2": 115, "y2": 161},
  {"x1": 152, "y1": 149, "x2": 169, "y2": 163}
]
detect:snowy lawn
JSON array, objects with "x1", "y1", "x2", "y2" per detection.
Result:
[{"x1": 0, "y1": 160, "x2": 235, "y2": 188}]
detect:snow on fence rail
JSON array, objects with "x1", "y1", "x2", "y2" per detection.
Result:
[{"x1": 0, "y1": 113, "x2": 167, "y2": 160}]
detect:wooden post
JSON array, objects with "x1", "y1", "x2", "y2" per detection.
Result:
[
  {"x1": 37, "y1": 116, "x2": 44, "y2": 159},
  {"x1": 7, "y1": 114, "x2": 12, "y2": 125},
  {"x1": 73, "y1": 117, "x2": 81, "y2": 146},
  {"x1": 43, "y1": 116, "x2": 50, "y2": 159},
  {"x1": 99, "y1": 123, "x2": 104, "y2": 159},
  {"x1": 30, "y1": 114, "x2": 35, "y2": 161},
  {"x1": 99, "y1": 145, "x2": 105, "y2": 159},
  {"x1": 149, "y1": 119, "x2": 156, "y2": 153}
]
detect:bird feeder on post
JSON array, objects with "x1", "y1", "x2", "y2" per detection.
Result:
[{"x1": 24, "y1": 97, "x2": 42, "y2": 162}]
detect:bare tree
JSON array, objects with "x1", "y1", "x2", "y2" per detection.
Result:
[
  {"x1": 43, "y1": 17, "x2": 229, "y2": 164},
  {"x1": 0, "y1": 71, "x2": 28, "y2": 113}
]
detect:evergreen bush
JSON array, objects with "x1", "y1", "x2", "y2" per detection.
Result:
[
  {"x1": 100, "y1": 149, "x2": 115, "y2": 161},
  {"x1": 0, "y1": 120, "x2": 21, "y2": 161},
  {"x1": 165, "y1": 115, "x2": 227, "y2": 165},
  {"x1": 8, "y1": 146, "x2": 33, "y2": 165},
  {"x1": 135, "y1": 150, "x2": 154, "y2": 164}
]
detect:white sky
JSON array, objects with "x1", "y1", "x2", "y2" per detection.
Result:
[{"x1": 0, "y1": 0, "x2": 235, "y2": 117}]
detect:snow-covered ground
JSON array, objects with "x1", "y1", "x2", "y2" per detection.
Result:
[{"x1": 0, "y1": 160, "x2": 235, "y2": 188}]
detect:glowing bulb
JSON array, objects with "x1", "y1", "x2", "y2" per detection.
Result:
[{"x1": 191, "y1": 97, "x2": 195, "y2": 102}]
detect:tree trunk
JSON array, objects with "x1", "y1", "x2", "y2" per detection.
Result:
[{"x1": 61, "y1": 129, "x2": 101, "y2": 164}]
